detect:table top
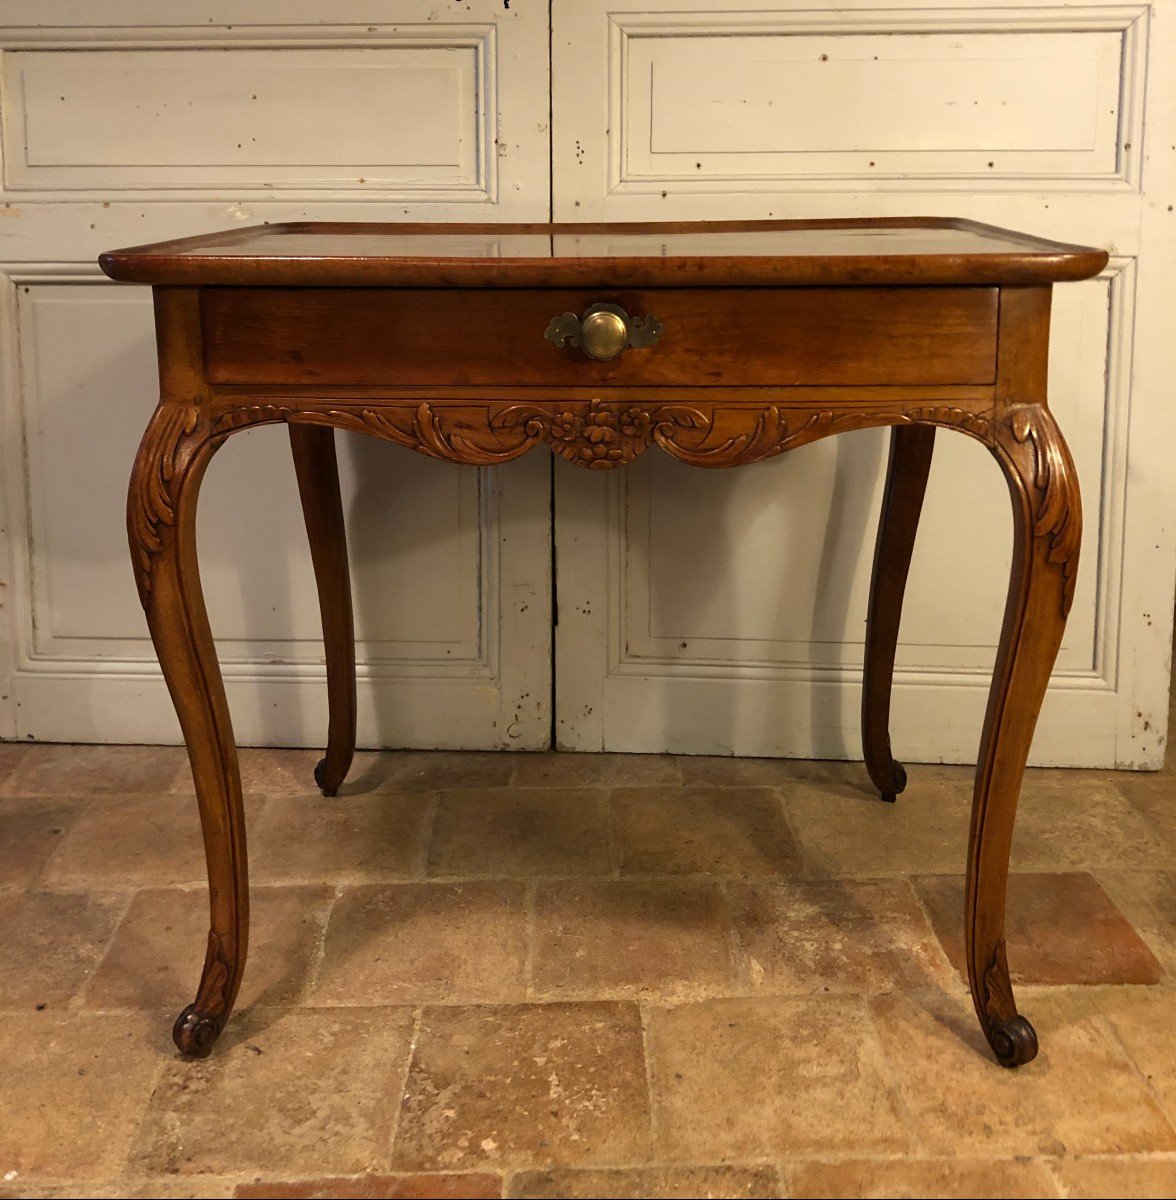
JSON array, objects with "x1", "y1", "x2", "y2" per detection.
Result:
[{"x1": 99, "y1": 217, "x2": 1107, "y2": 289}]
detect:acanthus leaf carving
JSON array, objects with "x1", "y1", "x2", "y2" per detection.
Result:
[
  {"x1": 982, "y1": 938, "x2": 1016, "y2": 1022},
  {"x1": 129, "y1": 404, "x2": 201, "y2": 602},
  {"x1": 1006, "y1": 405, "x2": 1081, "y2": 616},
  {"x1": 654, "y1": 404, "x2": 992, "y2": 467}
]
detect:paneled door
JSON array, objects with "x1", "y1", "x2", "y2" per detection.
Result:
[
  {"x1": 551, "y1": 0, "x2": 1176, "y2": 767},
  {"x1": 0, "y1": 0, "x2": 553, "y2": 748}
]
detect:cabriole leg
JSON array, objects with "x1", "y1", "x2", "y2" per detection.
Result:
[
  {"x1": 128, "y1": 404, "x2": 246, "y2": 1057},
  {"x1": 862, "y1": 424, "x2": 936, "y2": 802},
  {"x1": 289, "y1": 423, "x2": 357, "y2": 796},
  {"x1": 969, "y1": 405, "x2": 1080, "y2": 1066}
]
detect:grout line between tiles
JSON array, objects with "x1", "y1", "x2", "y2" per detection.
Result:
[
  {"x1": 602, "y1": 785, "x2": 621, "y2": 878},
  {"x1": 523, "y1": 880, "x2": 537, "y2": 1001},
  {"x1": 1041, "y1": 1156, "x2": 1072, "y2": 1199},
  {"x1": 385, "y1": 1005, "x2": 423, "y2": 1172},
  {"x1": 297, "y1": 881, "x2": 341, "y2": 1004},
  {"x1": 859, "y1": 993, "x2": 927, "y2": 1158},
  {"x1": 417, "y1": 790, "x2": 440, "y2": 881},
  {"x1": 67, "y1": 886, "x2": 139, "y2": 1013},
  {"x1": 1088, "y1": 989, "x2": 1176, "y2": 1135},
  {"x1": 637, "y1": 1003, "x2": 660, "y2": 1157},
  {"x1": 903, "y1": 874, "x2": 965, "y2": 987},
  {"x1": 717, "y1": 879, "x2": 752, "y2": 995}
]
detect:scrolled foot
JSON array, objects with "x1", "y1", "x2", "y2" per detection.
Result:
[
  {"x1": 172, "y1": 1004, "x2": 222, "y2": 1058},
  {"x1": 313, "y1": 757, "x2": 339, "y2": 797},
  {"x1": 988, "y1": 1014, "x2": 1038, "y2": 1068},
  {"x1": 877, "y1": 760, "x2": 906, "y2": 804}
]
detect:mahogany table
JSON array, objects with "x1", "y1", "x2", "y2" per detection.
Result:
[{"x1": 100, "y1": 218, "x2": 1107, "y2": 1066}]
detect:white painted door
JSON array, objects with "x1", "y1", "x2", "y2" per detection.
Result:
[
  {"x1": 0, "y1": 1, "x2": 554, "y2": 748},
  {"x1": 551, "y1": 0, "x2": 1176, "y2": 768}
]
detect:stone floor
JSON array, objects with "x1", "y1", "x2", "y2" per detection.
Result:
[{"x1": 0, "y1": 716, "x2": 1174, "y2": 1200}]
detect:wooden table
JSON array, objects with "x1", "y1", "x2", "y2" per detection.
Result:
[{"x1": 100, "y1": 218, "x2": 1107, "y2": 1067}]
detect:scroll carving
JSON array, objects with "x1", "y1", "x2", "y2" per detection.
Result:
[
  {"x1": 206, "y1": 398, "x2": 993, "y2": 472},
  {"x1": 212, "y1": 403, "x2": 541, "y2": 465},
  {"x1": 303, "y1": 404, "x2": 540, "y2": 466},
  {"x1": 1006, "y1": 406, "x2": 1080, "y2": 616},
  {"x1": 173, "y1": 929, "x2": 234, "y2": 1057},
  {"x1": 979, "y1": 936, "x2": 1038, "y2": 1066},
  {"x1": 658, "y1": 404, "x2": 990, "y2": 467},
  {"x1": 129, "y1": 404, "x2": 201, "y2": 601},
  {"x1": 981, "y1": 938, "x2": 1016, "y2": 1022}
]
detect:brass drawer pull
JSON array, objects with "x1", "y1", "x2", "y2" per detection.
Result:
[{"x1": 544, "y1": 302, "x2": 663, "y2": 362}]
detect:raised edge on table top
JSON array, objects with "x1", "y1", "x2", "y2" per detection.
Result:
[{"x1": 99, "y1": 217, "x2": 1109, "y2": 288}]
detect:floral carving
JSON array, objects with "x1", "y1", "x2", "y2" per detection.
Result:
[
  {"x1": 495, "y1": 402, "x2": 687, "y2": 468},
  {"x1": 129, "y1": 404, "x2": 201, "y2": 601},
  {"x1": 1007, "y1": 406, "x2": 1081, "y2": 616}
]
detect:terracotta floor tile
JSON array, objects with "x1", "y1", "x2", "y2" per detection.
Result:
[
  {"x1": 133, "y1": 1007, "x2": 414, "y2": 1176},
  {"x1": 120, "y1": 1182, "x2": 239, "y2": 1198},
  {"x1": 12, "y1": 737, "x2": 1176, "y2": 1191},
  {"x1": 0, "y1": 795, "x2": 84, "y2": 890},
  {"x1": 233, "y1": 748, "x2": 325, "y2": 795},
  {"x1": 1, "y1": 744, "x2": 188, "y2": 795},
  {"x1": 1011, "y1": 779, "x2": 1168, "y2": 871},
  {"x1": 531, "y1": 880, "x2": 737, "y2": 1001},
  {"x1": 373, "y1": 752, "x2": 514, "y2": 794},
  {"x1": 327, "y1": 752, "x2": 409, "y2": 794},
  {"x1": 0, "y1": 1011, "x2": 165, "y2": 1178},
  {"x1": 1099, "y1": 872, "x2": 1176, "y2": 974},
  {"x1": 1093, "y1": 988, "x2": 1176, "y2": 1121},
  {"x1": 0, "y1": 739, "x2": 31, "y2": 787},
  {"x1": 0, "y1": 890, "x2": 127, "y2": 1008},
  {"x1": 1049, "y1": 1155, "x2": 1176, "y2": 1198},
  {"x1": 598, "y1": 754, "x2": 682, "y2": 786},
  {"x1": 84, "y1": 885, "x2": 333, "y2": 1011},
  {"x1": 785, "y1": 1158, "x2": 1061, "y2": 1198},
  {"x1": 234, "y1": 1174, "x2": 503, "y2": 1199},
  {"x1": 611, "y1": 787, "x2": 801, "y2": 877},
  {"x1": 427, "y1": 789, "x2": 613, "y2": 878},
  {"x1": 645, "y1": 995, "x2": 910, "y2": 1159},
  {"x1": 393, "y1": 1002, "x2": 651, "y2": 1170},
  {"x1": 511, "y1": 753, "x2": 607, "y2": 787},
  {"x1": 508, "y1": 752, "x2": 682, "y2": 788},
  {"x1": 870, "y1": 990, "x2": 1176, "y2": 1155},
  {"x1": 678, "y1": 756, "x2": 819, "y2": 788},
  {"x1": 0, "y1": 1180, "x2": 240, "y2": 1199},
  {"x1": 250, "y1": 793, "x2": 433, "y2": 884},
  {"x1": 507, "y1": 1165, "x2": 781, "y2": 1198},
  {"x1": 727, "y1": 878, "x2": 956, "y2": 994},
  {"x1": 315, "y1": 882, "x2": 526, "y2": 1005},
  {"x1": 1113, "y1": 775, "x2": 1176, "y2": 850},
  {"x1": 913, "y1": 873, "x2": 1163, "y2": 985},
  {"x1": 783, "y1": 780, "x2": 970, "y2": 877},
  {"x1": 41, "y1": 792, "x2": 263, "y2": 889}
]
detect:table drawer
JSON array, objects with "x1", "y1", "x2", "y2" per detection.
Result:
[{"x1": 201, "y1": 286, "x2": 998, "y2": 388}]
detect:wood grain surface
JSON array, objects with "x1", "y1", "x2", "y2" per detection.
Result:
[{"x1": 99, "y1": 217, "x2": 1108, "y2": 288}]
